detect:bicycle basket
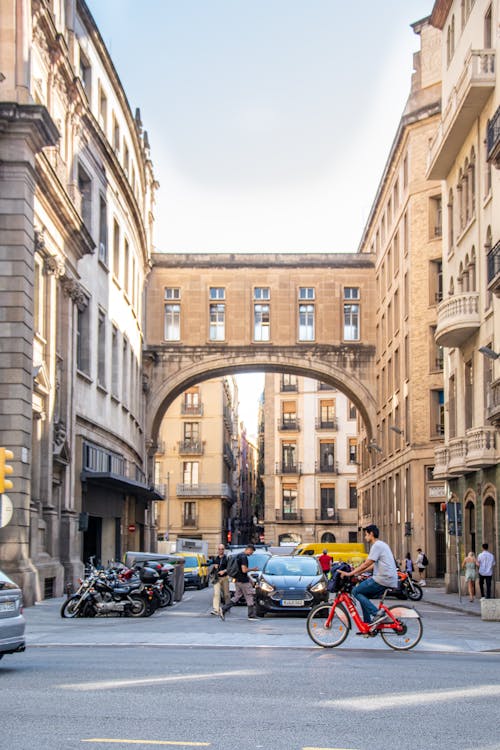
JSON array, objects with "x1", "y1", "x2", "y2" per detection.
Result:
[{"x1": 327, "y1": 562, "x2": 353, "y2": 592}]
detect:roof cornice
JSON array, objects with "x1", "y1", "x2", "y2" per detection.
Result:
[{"x1": 430, "y1": 0, "x2": 453, "y2": 30}]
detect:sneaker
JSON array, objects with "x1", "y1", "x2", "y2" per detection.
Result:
[
  {"x1": 248, "y1": 615, "x2": 259, "y2": 620},
  {"x1": 369, "y1": 611, "x2": 388, "y2": 629},
  {"x1": 210, "y1": 610, "x2": 219, "y2": 616}
]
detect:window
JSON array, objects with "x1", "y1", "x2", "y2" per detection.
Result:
[
  {"x1": 464, "y1": 359, "x2": 473, "y2": 430},
  {"x1": 113, "y1": 220, "x2": 120, "y2": 281},
  {"x1": 123, "y1": 238, "x2": 130, "y2": 295},
  {"x1": 97, "y1": 309, "x2": 106, "y2": 387},
  {"x1": 299, "y1": 287, "x2": 315, "y2": 300},
  {"x1": 76, "y1": 302, "x2": 90, "y2": 374},
  {"x1": 79, "y1": 48, "x2": 91, "y2": 97},
  {"x1": 122, "y1": 337, "x2": 129, "y2": 408},
  {"x1": 349, "y1": 484, "x2": 358, "y2": 509},
  {"x1": 98, "y1": 196, "x2": 108, "y2": 264},
  {"x1": 164, "y1": 303, "x2": 180, "y2": 341},
  {"x1": 111, "y1": 325, "x2": 119, "y2": 397},
  {"x1": 281, "y1": 442, "x2": 297, "y2": 472},
  {"x1": 209, "y1": 303, "x2": 225, "y2": 341},
  {"x1": 449, "y1": 374, "x2": 456, "y2": 439},
  {"x1": 34, "y1": 259, "x2": 44, "y2": 337},
  {"x1": 123, "y1": 142, "x2": 130, "y2": 176},
  {"x1": 98, "y1": 84, "x2": 108, "y2": 132},
  {"x1": 431, "y1": 389, "x2": 445, "y2": 437},
  {"x1": 281, "y1": 401, "x2": 297, "y2": 429},
  {"x1": 319, "y1": 399, "x2": 335, "y2": 428},
  {"x1": 429, "y1": 260, "x2": 443, "y2": 305},
  {"x1": 254, "y1": 303, "x2": 270, "y2": 341},
  {"x1": 183, "y1": 461, "x2": 199, "y2": 485},
  {"x1": 485, "y1": 4, "x2": 492, "y2": 47},
  {"x1": 320, "y1": 486, "x2": 335, "y2": 520},
  {"x1": 348, "y1": 402, "x2": 357, "y2": 420},
  {"x1": 344, "y1": 287, "x2": 360, "y2": 299},
  {"x1": 254, "y1": 287, "x2": 270, "y2": 300},
  {"x1": 209, "y1": 287, "x2": 225, "y2": 300},
  {"x1": 344, "y1": 302, "x2": 359, "y2": 340},
  {"x1": 298, "y1": 304, "x2": 314, "y2": 341},
  {"x1": 348, "y1": 438, "x2": 358, "y2": 464},
  {"x1": 319, "y1": 441, "x2": 335, "y2": 472},
  {"x1": 112, "y1": 115, "x2": 120, "y2": 154},
  {"x1": 78, "y1": 163, "x2": 92, "y2": 228},
  {"x1": 282, "y1": 487, "x2": 297, "y2": 517},
  {"x1": 281, "y1": 374, "x2": 297, "y2": 391},
  {"x1": 184, "y1": 422, "x2": 200, "y2": 446},
  {"x1": 165, "y1": 287, "x2": 180, "y2": 300},
  {"x1": 183, "y1": 501, "x2": 196, "y2": 527},
  {"x1": 403, "y1": 154, "x2": 408, "y2": 189},
  {"x1": 183, "y1": 388, "x2": 201, "y2": 415}
]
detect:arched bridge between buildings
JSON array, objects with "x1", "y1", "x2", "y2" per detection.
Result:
[{"x1": 144, "y1": 253, "x2": 377, "y2": 451}]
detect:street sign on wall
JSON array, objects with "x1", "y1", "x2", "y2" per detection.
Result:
[
  {"x1": 447, "y1": 502, "x2": 462, "y2": 536},
  {"x1": 0, "y1": 494, "x2": 13, "y2": 528}
]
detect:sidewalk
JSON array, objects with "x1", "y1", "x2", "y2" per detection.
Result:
[{"x1": 421, "y1": 582, "x2": 482, "y2": 617}]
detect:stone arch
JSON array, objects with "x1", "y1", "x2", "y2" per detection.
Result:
[
  {"x1": 483, "y1": 494, "x2": 496, "y2": 552},
  {"x1": 321, "y1": 531, "x2": 336, "y2": 543},
  {"x1": 145, "y1": 348, "x2": 377, "y2": 452}
]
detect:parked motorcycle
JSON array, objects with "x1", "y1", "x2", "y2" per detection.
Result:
[
  {"x1": 61, "y1": 569, "x2": 149, "y2": 618},
  {"x1": 398, "y1": 570, "x2": 423, "y2": 601}
]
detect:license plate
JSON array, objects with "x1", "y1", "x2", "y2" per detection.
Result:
[
  {"x1": 0, "y1": 601, "x2": 16, "y2": 612},
  {"x1": 281, "y1": 599, "x2": 304, "y2": 607}
]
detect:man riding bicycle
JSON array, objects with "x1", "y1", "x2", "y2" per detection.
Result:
[{"x1": 340, "y1": 524, "x2": 398, "y2": 629}]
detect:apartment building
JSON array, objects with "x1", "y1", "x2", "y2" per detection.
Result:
[
  {"x1": 356, "y1": 17, "x2": 447, "y2": 571},
  {"x1": 263, "y1": 374, "x2": 359, "y2": 546},
  {"x1": 155, "y1": 377, "x2": 239, "y2": 556},
  {"x1": 236, "y1": 426, "x2": 260, "y2": 545},
  {"x1": 428, "y1": 0, "x2": 500, "y2": 591},
  {"x1": 0, "y1": 0, "x2": 158, "y2": 602}
]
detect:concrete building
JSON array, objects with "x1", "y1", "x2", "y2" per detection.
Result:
[
  {"x1": 154, "y1": 377, "x2": 239, "y2": 556},
  {"x1": 0, "y1": 0, "x2": 158, "y2": 602},
  {"x1": 263, "y1": 374, "x2": 359, "y2": 546},
  {"x1": 356, "y1": 17, "x2": 447, "y2": 572},
  {"x1": 428, "y1": 0, "x2": 500, "y2": 592}
]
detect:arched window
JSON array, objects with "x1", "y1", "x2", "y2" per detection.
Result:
[
  {"x1": 278, "y1": 532, "x2": 302, "y2": 545},
  {"x1": 463, "y1": 158, "x2": 470, "y2": 224},
  {"x1": 448, "y1": 189, "x2": 454, "y2": 252},
  {"x1": 469, "y1": 247, "x2": 476, "y2": 291},
  {"x1": 465, "y1": 498, "x2": 476, "y2": 554},
  {"x1": 449, "y1": 277, "x2": 455, "y2": 296},
  {"x1": 457, "y1": 170, "x2": 464, "y2": 230},
  {"x1": 321, "y1": 532, "x2": 336, "y2": 543},
  {"x1": 470, "y1": 148, "x2": 476, "y2": 217},
  {"x1": 483, "y1": 496, "x2": 496, "y2": 555},
  {"x1": 458, "y1": 261, "x2": 465, "y2": 292}
]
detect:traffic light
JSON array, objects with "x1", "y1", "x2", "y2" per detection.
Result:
[{"x1": 0, "y1": 448, "x2": 14, "y2": 494}]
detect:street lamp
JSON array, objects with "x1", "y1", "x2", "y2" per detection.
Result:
[{"x1": 479, "y1": 346, "x2": 500, "y2": 360}]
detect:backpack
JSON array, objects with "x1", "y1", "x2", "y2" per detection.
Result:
[
  {"x1": 226, "y1": 554, "x2": 241, "y2": 579},
  {"x1": 422, "y1": 553, "x2": 429, "y2": 567}
]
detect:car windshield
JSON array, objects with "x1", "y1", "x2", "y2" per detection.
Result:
[
  {"x1": 248, "y1": 553, "x2": 271, "y2": 570},
  {"x1": 183, "y1": 557, "x2": 198, "y2": 567},
  {"x1": 263, "y1": 557, "x2": 320, "y2": 576}
]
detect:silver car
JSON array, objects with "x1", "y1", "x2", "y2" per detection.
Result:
[{"x1": 0, "y1": 569, "x2": 26, "y2": 661}]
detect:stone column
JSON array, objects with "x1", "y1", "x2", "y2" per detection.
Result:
[{"x1": 0, "y1": 103, "x2": 58, "y2": 604}]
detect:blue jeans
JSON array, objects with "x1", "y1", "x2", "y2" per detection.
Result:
[{"x1": 352, "y1": 578, "x2": 386, "y2": 622}]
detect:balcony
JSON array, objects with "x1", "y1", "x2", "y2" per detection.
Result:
[
  {"x1": 428, "y1": 49, "x2": 496, "y2": 179},
  {"x1": 315, "y1": 417, "x2": 338, "y2": 430},
  {"x1": 275, "y1": 462, "x2": 302, "y2": 475},
  {"x1": 275, "y1": 510, "x2": 303, "y2": 523},
  {"x1": 223, "y1": 443, "x2": 236, "y2": 469},
  {"x1": 433, "y1": 447, "x2": 452, "y2": 480},
  {"x1": 177, "y1": 440, "x2": 204, "y2": 455},
  {"x1": 487, "y1": 241, "x2": 500, "y2": 297},
  {"x1": 486, "y1": 378, "x2": 500, "y2": 428},
  {"x1": 447, "y1": 438, "x2": 468, "y2": 475},
  {"x1": 466, "y1": 427, "x2": 497, "y2": 469},
  {"x1": 487, "y1": 105, "x2": 500, "y2": 168},
  {"x1": 315, "y1": 509, "x2": 336, "y2": 522},
  {"x1": 181, "y1": 403, "x2": 204, "y2": 416},
  {"x1": 277, "y1": 418, "x2": 300, "y2": 432},
  {"x1": 315, "y1": 460, "x2": 339, "y2": 474},
  {"x1": 435, "y1": 292, "x2": 480, "y2": 348},
  {"x1": 176, "y1": 483, "x2": 235, "y2": 501}
]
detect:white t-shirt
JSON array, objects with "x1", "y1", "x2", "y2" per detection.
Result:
[
  {"x1": 477, "y1": 550, "x2": 495, "y2": 576},
  {"x1": 368, "y1": 540, "x2": 398, "y2": 588}
]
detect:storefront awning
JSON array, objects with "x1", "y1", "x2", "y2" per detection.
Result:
[{"x1": 81, "y1": 471, "x2": 165, "y2": 501}]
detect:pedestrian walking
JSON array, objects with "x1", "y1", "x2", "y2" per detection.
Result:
[
  {"x1": 416, "y1": 548, "x2": 428, "y2": 584},
  {"x1": 477, "y1": 543, "x2": 496, "y2": 599},
  {"x1": 208, "y1": 544, "x2": 229, "y2": 615},
  {"x1": 221, "y1": 543, "x2": 259, "y2": 620},
  {"x1": 462, "y1": 550, "x2": 478, "y2": 602},
  {"x1": 404, "y1": 552, "x2": 414, "y2": 577},
  {"x1": 318, "y1": 549, "x2": 333, "y2": 576}
]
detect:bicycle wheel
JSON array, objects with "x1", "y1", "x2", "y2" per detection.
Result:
[
  {"x1": 380, "y1": 605, "x2": 423, "y2": 651},
  {"x1": 306, "y1": 603, "x2": 350, "y2": 648}
]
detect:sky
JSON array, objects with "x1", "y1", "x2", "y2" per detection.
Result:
[{"x1": 85, "y1": 1, "x2": 435, "y2": 434}]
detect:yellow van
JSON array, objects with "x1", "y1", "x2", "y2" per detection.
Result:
[
  {"x1": 294, "y1": 543, "x2": 368, "y2": 566},
  {"x1": 177, "y1": 552, "x2": 209, "y2": 589}
]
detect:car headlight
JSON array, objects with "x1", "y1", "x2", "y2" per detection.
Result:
[
  {"x1": 310, "y1": 581, "x2": 327, "y2": 593},
  {"x1": 258, "y1": 580, "x2": 275, "y2": 594}
]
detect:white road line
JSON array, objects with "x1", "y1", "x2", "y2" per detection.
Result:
[
  {"x1": 322, "y1": 684, "x2": 500, "y2": 711},
  {"x1": 81, "y1": 740, "x2": 209, "y2": 746},
  {"x1": 59, "y1": 668, "x2": 263, "y2": 691}
]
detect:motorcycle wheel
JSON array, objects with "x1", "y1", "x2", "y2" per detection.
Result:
[
  {"x1": 406, "y1": 583, "x2": 423, "y2": 601},
  {"x1": 60, "y1": 595, "x2": 81, "y2": 618},
  {"x1": 127, "y1": 594, "x2": 146, "y2": 618},
  {"x1": 159, "y1": 587, "x2": 173, "y2": 608}
]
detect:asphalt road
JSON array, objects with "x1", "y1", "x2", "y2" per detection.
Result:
[{"x1": 3, "y1": 586, "x2": 500, "y2": 750}]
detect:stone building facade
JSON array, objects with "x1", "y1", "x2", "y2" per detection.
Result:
[
  {"x1": 356, "y1": 18, "x2": 447, "y2": 571},
  {"x1": 428, "y1": 0, "x2": 500, "y2": 592},
  {"x1": 0, "y1": 0, "x2": 158, "y2": 603}
]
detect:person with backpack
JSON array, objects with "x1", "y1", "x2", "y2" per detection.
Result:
[
  {"x1": 416, "y1": 548, "x2": 428, "y2": 584},
  {"x1": 221, "y1": 543, "x2": 259, "y2": 620}
]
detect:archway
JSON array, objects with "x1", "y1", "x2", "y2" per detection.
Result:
[
  {"x1": 483, "y1": 496, "x2": 496, "y2": 552},
  {"x1": 321, "y1": 532, "x2": 336, "y2": 543},
  {"x1": 464, "y1": 497, "x2": 476, "y2": 554}
]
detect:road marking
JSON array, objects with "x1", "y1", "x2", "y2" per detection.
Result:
[
  {"x1": 81, "y1": 741, "x2": 209, "y2": 747},
  {"x1": 322, "y1": 684, "x2": 500, "y2": 711},
  {"x1": 303, "y1": 747, "x2": 359, "y2": 749},
  {"x1": 60, "y1": 668, "x2": 262, "y2": 691}
]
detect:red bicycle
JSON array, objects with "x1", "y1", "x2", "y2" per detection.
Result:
[{"x1": 306, "y1": 576, "x2": 423, "y2": 651}]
